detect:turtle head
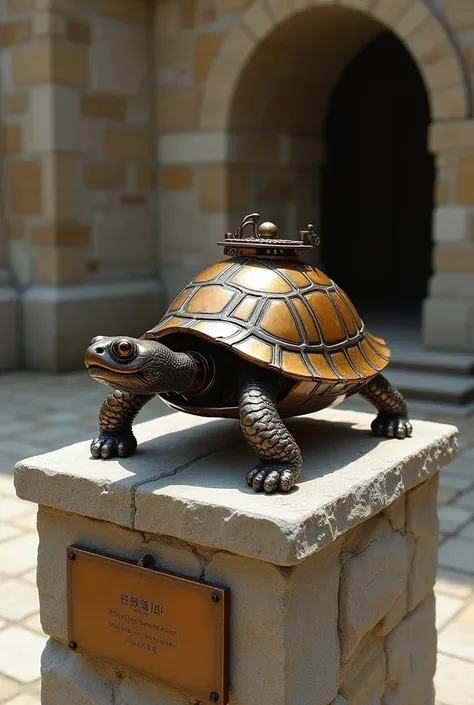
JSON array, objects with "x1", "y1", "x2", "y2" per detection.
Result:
[{"x1": 85, "y1": 335, "x2": 199, "y2": 395}]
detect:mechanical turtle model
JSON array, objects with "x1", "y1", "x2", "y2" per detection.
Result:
[{"x1": 85, "y1": 213, "x2": 412, "y2": 494}]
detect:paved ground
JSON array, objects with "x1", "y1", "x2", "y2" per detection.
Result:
[{"x1": 0, "y1": 371, "x2": 473, "y2": 705}]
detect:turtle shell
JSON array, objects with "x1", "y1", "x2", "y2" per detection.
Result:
[{"x1": 145, "y1": 257, "x2": 390, "y2": 384}]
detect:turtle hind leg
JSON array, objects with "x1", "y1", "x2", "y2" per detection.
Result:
[
  {"x1": 359, "y1": 374, "x2": 413, "y2": 440},
  {"x1": 238, "y1": 376, "x2": 302, "y2": 494}
]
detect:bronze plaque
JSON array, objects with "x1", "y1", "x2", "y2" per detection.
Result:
[{"x1": 67, "y1": 545, "x2": 230, "y2": 704}]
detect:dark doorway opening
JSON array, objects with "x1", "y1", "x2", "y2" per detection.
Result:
[{"x1": 321, "y1": 31, "x2": 434, "y2": 318}]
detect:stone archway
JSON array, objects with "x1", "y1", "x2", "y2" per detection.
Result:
[
  {"x1": 193, "y1": 0, "x2": 473, "y2": 350},
  {"x1": 200, "y1": 0, "x2": 469, "y2": 130}
]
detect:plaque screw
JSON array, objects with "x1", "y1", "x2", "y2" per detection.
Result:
[
  {"x1": 211, "y1": 592, "x2": 220, "y2": 603},
  {"x1": 210, "y1": 693, "x2": 219, "y2": 703},
  {"x1": 69, "y1": 641, "x2": 77, "y2": 650},
  {"x1": 68, "y1": 552, "x2": 76, "y2": 561}
]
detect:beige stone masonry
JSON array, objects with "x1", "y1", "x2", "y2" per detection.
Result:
[{"x1": 14, "y1": 409, "x2": 457, "y2": 704}]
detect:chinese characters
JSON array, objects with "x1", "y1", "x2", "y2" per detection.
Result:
[{"x1": 120, "y1": 594, "x2": 163, "y2": 616}]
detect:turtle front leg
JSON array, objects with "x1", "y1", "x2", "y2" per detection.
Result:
[
  {"x1": 359, "y1": 374, "x2": 413, "y2": 439},
  {"x1": 91, "y1": 390, "x2": 154, "y2": 459},
  {"x1": 239, "y1": 376, "x2": 302, "y2": 494}
]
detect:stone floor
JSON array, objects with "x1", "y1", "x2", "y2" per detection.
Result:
[{"x1": 0, "y1": 371, "x2": 473, "y2": 705}]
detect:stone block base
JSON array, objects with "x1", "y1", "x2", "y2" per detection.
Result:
[
  {"x1": 21, "y1": 279, "x2": 165, "y2": 371},
  {"x1": 14, "y1": 409, "x2": 457, "y2": 704}
]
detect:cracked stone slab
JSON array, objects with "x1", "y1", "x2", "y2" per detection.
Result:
[{"x1": 15, "y1": 409, "x2": 458, "y2": 565}]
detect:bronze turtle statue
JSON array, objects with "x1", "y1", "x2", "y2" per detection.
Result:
[{"x1": 85, "y1": 213, "x2": 412, "y2": 494}]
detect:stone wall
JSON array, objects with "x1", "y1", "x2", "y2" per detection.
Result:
[
  {"x1": 0, "y1": 0, "x2": 163, "y2": 370},
  {"x1": 2, "y1": 0, "x2": 474, "y2": 369},
  {"x1": 1, "y1": 0, "x2": 156, "y2": 287},
  {"x1": 37, "y1": 475, "x2": 439, "y2": 705}
]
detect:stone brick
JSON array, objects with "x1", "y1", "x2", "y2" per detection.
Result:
[
  {"x1": 13, "y1": 43, "x2": 87, "y2": 87},
  {"x1": 445, "y1": 0, "x2": 474, "y2": 28},
  {"x1": 156, "y1": 37, "x2": 190, "y2": 65},
  {"x1": 266, "y1": 0, "x2": 294, "y2": 22},
  {"x1": 339, "y1": 518, "x2": 407, "y2": 660},
  {"x1": 219, "y1": 23, "x2": 255, "y2": 66},
  {"x1": 371, "y1": 0, "x2": 411, "y2": 26},
  {"x1": 98, "y1": 0, "x2": 148, "y2": 23},
  {"x1": 41, "y1": 154, "x2": 78, "y2": 221},
  {"x1": 162, "y1": 165, "x2": 194, "y2": 189},
  {"x1": 194, "y1": 33, "x2": 224, "y2": 82},
  {"x1": 91, "y1": 18, "x2": 147, "y2": 97},
  {"x1": 340, "y1": 636, "x2": 385, "y2": 705},
  {"x1": 395, "y1": 2, "x2": 430, "y2": 38},
  {"x1": 429, "y1": 120, "x2": 474, "y2": 151},
  {"x1": 405, "y1": 476, "x2": 439, "y2": 611},
  {"x1": 204, "y1": 544, "x2": 341, "y2": 705},
  {"x1": 432, "y1": 85, "x2": 468, "y2": 119},
  {"x1": 6, "y1": 92, "x2": 29, "y2": 116},
  {"x1": 67, "y1": 20, "x2": 91, "y2": 44},
  {"x1": 434, "y1": 205, "x2": 467, "y2": 243},
  {"x1": 199, "y1": 163, "x2": 249, "y2": 212},
  {"x1": 30, "y1": 226, "x2": 90, "y2": 246},
  {"x1": 180, "y1": 0, "x2": 196, "y2": 28},
  {"x1": 423, "y1": 56, "x2": 463, "y2": 90},
  {"x1": 9, "y1": 161, "x2": 42, "y2": 214},
  {"x1": 32, "y1": 11, "x2": 65, "y2": 37},
  {"x1": 456, "y1": 157, "x2": 474, "y2": 204},
  {"x1": 156, "y1": 88, "x2": 200, "y2": 132},
  {"x1": 0, "y1": 19, "x2": 30, "y2": 46},
  {"x1": 406, "y1": 19, "x2": 447, "y2": 61},
  {"x1": 242, "y1": 1, "x2": 274, "y2": 39},
  {"x1": 435, "y1": 249, "x2": 474, "y2": 273},
  {"x1": 81, "y1": 93, "x2": 126, "y2": 121},
  {"x1": 84, "y1": 163, "x2": 125, "y2": 189},
  {"x1": 135, "y1": 165, "x2": 157, "y2": 191},
  {"x1": 435, "y1": 179, "x2": 451, "y2": 204},
  {"x1": 2, "y1": 124, "x2": 22, "y2": 155},
  {"x1": 104, "y1": 128, "x2": 149, "y2": 160},
  {"x1": 384, "y1": 594, "x2": 437, "y2": 704},
  {"x1": 375, "y1": 588, "x2": 407, "y2": 637},
  {"x1": 6, "y1": 0, "x2": 34, "y2": 12},
  {"x1": 35, "y1": 245, "x2": 86, "y2": 285}
]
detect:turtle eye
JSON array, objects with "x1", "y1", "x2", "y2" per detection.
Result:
[{"x1": 112, "y1": 339, "x2": 135, "y2": 360}]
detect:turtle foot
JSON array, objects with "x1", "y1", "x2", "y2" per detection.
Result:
[
  {"x1": 90, "y1": 432, "x2": 137, "y2": 459},
  {"x1": 371, "y1": 413, "x2": 413, "y2": 440},
  {"x1": 246, "y1": 461, "x2": 299, "y2": 494}
]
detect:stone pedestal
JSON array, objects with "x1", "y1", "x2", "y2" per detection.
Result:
[{"x1": 14, "y1": 408, "x2": 458, "y2": 705}]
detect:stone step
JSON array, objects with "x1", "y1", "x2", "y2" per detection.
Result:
[
  {"x1": 386, "y1": 369, "x2": 474, "y2": 406},
  {"x1": 389, "y1": 347, "x2": 474, "y2": 377}
]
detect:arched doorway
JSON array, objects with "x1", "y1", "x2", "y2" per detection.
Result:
[{"x1": 321, "y1": 30, "x2": 434, "y2": 318}]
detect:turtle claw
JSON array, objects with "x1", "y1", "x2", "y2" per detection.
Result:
[
  {"x1": 371, "y1": 414, "x2": 413, "y2": 440},
  {"x1": 246, "y1": 461, "x2": 299, "y2": 494},
  {"x1": 90, "y1": 433, "x2": 137, "y2": 459}
]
